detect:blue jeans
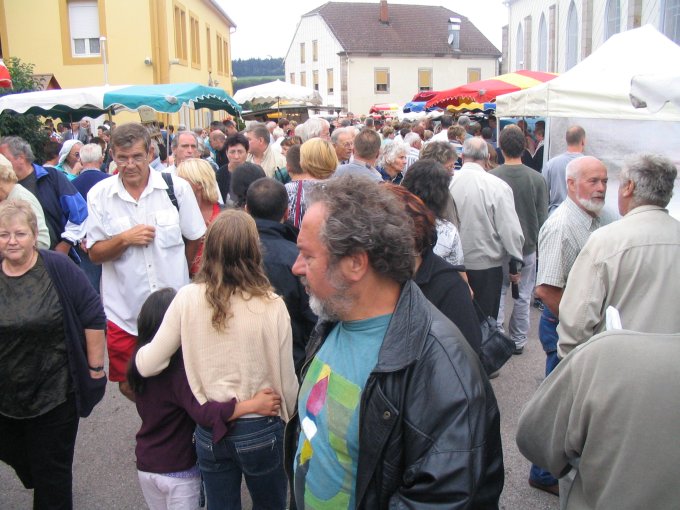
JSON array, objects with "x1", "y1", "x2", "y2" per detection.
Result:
[
  {"x1": 195, "y1": 417, "x2": 287, "y2": 510},
  {"x1": 530, "y1": 307, "x2": 560, "y2": 486}
]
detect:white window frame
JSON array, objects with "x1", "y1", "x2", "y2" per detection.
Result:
[{"x1": 68, "y1": 0, "x2": 101, "y2": 57}]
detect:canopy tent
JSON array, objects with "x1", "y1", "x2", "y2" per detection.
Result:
[
  {"x1": 0, "y1": 83, "x2": 241, "y2": 121},
  {"x1": 425, "y1": 70, "x2": 557, "y2": 109},
  {"x1": 495, "y1": 25, "x2": 680, "y2": 121},
  {"x1": 232, "y1": 80, "x2": 321, "y2": 106},
  {"x1": 496, "y1": 25, "x2": 680, "y2": 219}
]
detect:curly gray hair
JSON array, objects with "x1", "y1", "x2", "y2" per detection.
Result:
[{"x1": 307, "y1": 174, "x2": 415, "y2": 283}]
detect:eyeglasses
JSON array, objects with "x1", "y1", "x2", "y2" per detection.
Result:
[
  {"x1": 0, "y1": 231, "x2": 30, "y2": 242},
  {"x1": 113, "y1": 155, "x2": 147, "y2": 166}
]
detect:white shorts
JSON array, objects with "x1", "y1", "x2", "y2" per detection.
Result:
[{"x1": 137, "y1": 470, "x2": 201, "y2": 510}]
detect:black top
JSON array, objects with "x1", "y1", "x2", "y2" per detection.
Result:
[
  {"x1": 0, "y1": 256, "x2": 70, "y2": 418},
  {"x1": 255, "y1": 218, "x2": 316, "y2": 377},
  {"x1": 216, "y1": 164, "x2": 231, "y2": 204},
  {"x1": 414, "y1": 248, "x2": 482, "y2": 355}
]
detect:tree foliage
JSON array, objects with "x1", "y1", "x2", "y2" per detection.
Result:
[
  {"x1": 232, "y1": 57, "x2": 284, "y2": 77},
  {"x1": 0, "y1": 57, "x2": 48, "y2": 163}
]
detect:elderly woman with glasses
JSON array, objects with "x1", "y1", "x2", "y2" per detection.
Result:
[{"x1": 0, "y1": 199, "x2": 107, "y2": 509}]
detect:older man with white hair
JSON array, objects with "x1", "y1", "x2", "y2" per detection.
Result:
[
  {"x1": 300, "y1": 117, "x2": 330, "y2": 142},
  {"x1": 449, "y1": 137, "x2": 524, "y2": 321},
  {"x1": 528, "y1": 154, "x2": 616, "y2": 495},
  {"x1": 557, "y1": 153, "x2": 680, "y2": 357},
  {"x1": 403, "y1": 131, "x2": 422, "y2": 171}
]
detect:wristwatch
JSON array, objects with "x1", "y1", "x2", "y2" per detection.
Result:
[{"x1": 88, "y1": 365, "x2": 105, "y2": 372}]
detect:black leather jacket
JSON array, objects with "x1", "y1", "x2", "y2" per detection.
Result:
[{"x1": 285, "y1": 280, "x2": 504, "y2": 509}]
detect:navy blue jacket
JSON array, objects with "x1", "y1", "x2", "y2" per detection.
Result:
[
  {"x1": 41, "y1": 250, "x2": 107, "y2": 417},
  {"x1": 31, "y1": 163, "x2": 88, "y2": 249},
  {"x1": 255, "y1": 218, "x2": 317, "y2": 376}
]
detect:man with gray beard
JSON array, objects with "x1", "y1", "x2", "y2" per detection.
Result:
[{"x1": 528, "y1": 155, "x2": 617, "y2": 496}]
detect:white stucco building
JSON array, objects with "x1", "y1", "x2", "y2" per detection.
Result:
[
  {"x1": 284, "y1": 0, "x2": 501, "y2": 115},
  {"x1": 502, "y1": 0, "x2": 680, "y2": 73}
]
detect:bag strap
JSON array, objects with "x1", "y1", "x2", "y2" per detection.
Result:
[
  {"x1": 294, "y1": 181, "x2": 303, "y2": 228},
  {"x1": 161, "y1": 172, "x2": 179, "y2": 212},
  {"x1": 472, "y1": 298, "x2": 491, "y2": 323}
]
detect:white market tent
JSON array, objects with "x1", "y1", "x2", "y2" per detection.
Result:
[
  {"x1": 496, "y1": 25, "x2": 680, "y2": 218},
  {"x1": 496, "y1": 25, "x2": 680, "y2": 121}
]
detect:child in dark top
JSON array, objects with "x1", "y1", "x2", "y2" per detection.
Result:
[{"x1": 128, "y1": 288, "x2": 281, "y2": 510}]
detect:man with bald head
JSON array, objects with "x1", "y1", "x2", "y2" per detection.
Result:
[
  {"x1": 449, "y1": 137, "x2": 524, "y2": 320},
  {"x1": 209, "y1": 129, "x2": 228, "y2": 167},
  {"x1": 528, "y1": 154, "x2": 617, "y2": 495},
  {"x1": 543, "y1": 125, "x2": 586, "y2": 213}
]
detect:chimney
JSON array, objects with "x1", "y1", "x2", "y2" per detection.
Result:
[
  {"x1": 379, "y1": 0, "x2": 389, "y2": 24},
  {"x1": 448, "y1": 17, "x2": 461, "y2": 51}
]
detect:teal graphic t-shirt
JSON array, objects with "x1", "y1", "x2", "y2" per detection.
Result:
[{"x1": 294, "y1": 314, "x2": 391, "y2": 509}]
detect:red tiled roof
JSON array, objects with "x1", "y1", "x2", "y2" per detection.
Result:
[{"x1": 303, "y1": 1, "x2": 501, "y2": 57}]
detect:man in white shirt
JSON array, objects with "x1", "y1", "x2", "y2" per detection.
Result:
[
  {"x1": 449, "y1": 137, "x2": 524, "y2": 320},
  {"x1": 86, "y1": 123, "x2": 206, "y2": 399},
  {"x1": 403, "y1": 132, "x2": 422, "y2": 172}
]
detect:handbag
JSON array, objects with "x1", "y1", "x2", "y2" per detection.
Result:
[{"x1": 474, "y1": 300, "x2": 515, "y2": 375}]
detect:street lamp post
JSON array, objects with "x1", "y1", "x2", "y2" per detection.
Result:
[{"x1": 100, "y1": 36, "x2": 108, "y2": 85}]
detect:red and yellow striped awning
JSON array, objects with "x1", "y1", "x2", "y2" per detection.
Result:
[{"x1": 426, "y1": 70, "x2": 557, "y2": 109}]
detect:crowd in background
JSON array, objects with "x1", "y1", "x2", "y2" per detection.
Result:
[{"x1": 1, "y1": 107, "x2": 679, "y2": 510}]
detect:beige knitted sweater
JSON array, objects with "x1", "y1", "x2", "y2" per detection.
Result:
[{"x1": 135, "y1": 283, "x2": 298, "y2": 421}]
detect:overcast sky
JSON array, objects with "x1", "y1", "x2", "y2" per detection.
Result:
[{"x1": 220, "y1": 0, "x2": 508, "y2": 60}]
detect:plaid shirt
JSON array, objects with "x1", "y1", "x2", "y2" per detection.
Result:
[{"x1": 536, "y1": 197, "x2": 616, "y2": 288}]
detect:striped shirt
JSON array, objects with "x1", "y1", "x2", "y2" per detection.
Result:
[{"x1": 536, "y1": 197, "x2": 616, "y2": 288}]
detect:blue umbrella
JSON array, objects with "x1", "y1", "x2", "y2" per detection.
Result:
[
  {"x1": 104, "y1": 83, "x2": 241, "y2": 116},
  {"x1": 0, "y1": 83, "x2": 241, "y2": 120}
]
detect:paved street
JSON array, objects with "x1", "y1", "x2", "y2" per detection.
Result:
[{"x1": 1, "y1": 300, "x2": 559, "y2": 510}]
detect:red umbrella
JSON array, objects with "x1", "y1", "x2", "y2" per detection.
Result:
[
  {"x1": 425, "y1": 70, "x2": 557, "y2": 109},
  {"x1": 0, "y1": 59, "x2": 12, "y2": 89},
  {"x1": 411, "y1": 90, "x2": 438, "y2": 102}
]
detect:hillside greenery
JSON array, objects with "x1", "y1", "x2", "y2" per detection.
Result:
[{"x1": 232, "y1": 57, "x2": 284, "y2": 77}]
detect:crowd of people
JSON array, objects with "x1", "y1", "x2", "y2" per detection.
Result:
[{"x1": 0, "y1": 108, "x2": 679, "y2": 510}]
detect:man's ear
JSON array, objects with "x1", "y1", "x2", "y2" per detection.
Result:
[
  {"x1": 621, "y1": 179, "x2": 635, "y2": 198},
  {"x1": 282, "y1": 207, "x2": 290, "y2": 223},
  {"x1": 340, "y1": 251, "x2": 369, "y2": 282}
]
